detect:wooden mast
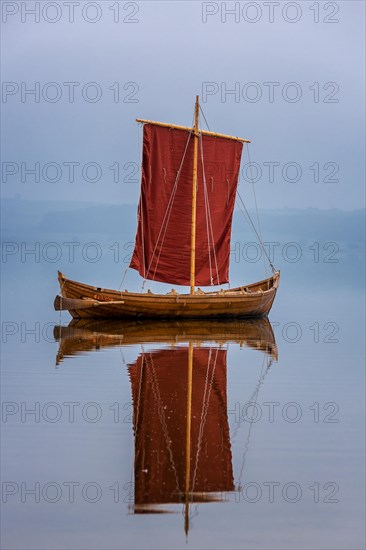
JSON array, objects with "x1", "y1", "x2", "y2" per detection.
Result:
[
  {"x1": 185, "y1": 341, "x2": 194, "y2": 536},
  {"x1": 190, "y1": 96, "x2": 199, "y2": 294},
  {"x1": 186, "y1": 97, "x2": 198, "y2": 525}
]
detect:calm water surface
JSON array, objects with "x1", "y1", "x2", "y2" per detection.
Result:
[{"x1": 1, "y1": 244, "x2": 365, "y2": 550}]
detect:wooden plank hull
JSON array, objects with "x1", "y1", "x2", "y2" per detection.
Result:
[{"x1": 55, "y1": 271, "x2": 280, "y2": 320}]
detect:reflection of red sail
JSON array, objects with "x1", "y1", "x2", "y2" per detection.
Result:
[{"x1": 128, "y1": 347, "x2": 234, "y2": 508}]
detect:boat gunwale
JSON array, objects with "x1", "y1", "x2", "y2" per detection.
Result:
[{"x1": 58, "y1": 271, "x2": 280, "y2": 302}]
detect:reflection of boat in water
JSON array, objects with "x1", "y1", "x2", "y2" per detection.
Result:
[
  {"x1": 129, "y1": 345, "x2": 233, "y2": 522},
  {"x1": 53, "y1": 319, "x2": 277, "y2": 534},
  {"x1": 53, "y1": 318, "x2": 277, "y2": 365}
]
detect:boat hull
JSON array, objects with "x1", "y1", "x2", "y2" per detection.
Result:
[{"x1": 54, "y1": 271, "x2": 280, "y2": 320}]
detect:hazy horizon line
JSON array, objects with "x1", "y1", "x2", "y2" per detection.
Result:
[{"x1": 2, "y1": 196, "x2": 365, "y2": 214}]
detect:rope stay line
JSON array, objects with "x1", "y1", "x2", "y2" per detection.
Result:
[
  {"x1": 191, "y1": 347, "x2": 220, "y2": 494},
  {"x1": 150, "y1": 130, "x2": 193, "y2": 282},
  {"x1": 231, "y1": 354, "x2": 272, "y2": 444},
  {"x1": 142, "y1": 129, "x2": 193, "y2": 286},
  {"x1": 199, "y1": 104, "x2": 211, "y2": 132},
  {"x1": 246, "y1": 144, "x2": 268, "y2": 277},
  {"x1": 200, "y1": 140, "x2": 213, "y2": 285},
  {"x1": 236, "y1": 355, "x2": 272, "y2": 491},
  {"x1": 118, "y1": 124, "x2": 193, "y2": 291},
  {"x1": 236, "y1": 188, "x2": 276, "y2": 273},
  {"x1": 143, "y1": 350, "x2": 181, "y2": 496},
  {"x1": 199, "y1": 132, "x2": 220, "y2": 286}
]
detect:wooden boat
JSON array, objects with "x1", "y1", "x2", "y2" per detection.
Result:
[{"x1": 54, "y1": 96, "x2": 280, "y2": 319}]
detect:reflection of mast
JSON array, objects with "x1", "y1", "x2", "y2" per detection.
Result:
[{"x1": 185, "y1": 342, "x2": 193, "y2": 536}]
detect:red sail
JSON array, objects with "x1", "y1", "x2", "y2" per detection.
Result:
[
  {"x1": 128, "y1": 346, "x2": 234, "y2": 508},
  {"x1": 130, "y1": 124, "x2": 243, "y2": 286}
]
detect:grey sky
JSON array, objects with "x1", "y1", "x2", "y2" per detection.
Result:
[{"x1": 1, "y1": 0, "x2": 365, "y2": 210}]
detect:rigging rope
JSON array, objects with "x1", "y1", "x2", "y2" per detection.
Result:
[
  {"x1": 118, "y1": 123, "x2": 191, "y2": 290},
  {"x1": 125, "y1": 115, "x2": 276, "y2": 289},
  {"x1": 236, "y1": 189, "x2": 276, "y2": 273},
  {"x1": 144, "y1": 350, "x2": 181, "y2": 496},
  {"x1": 199, "y1": 105, "x2": 211, "y2": 132},
  {"x1": 199, "y1": 134, "x2": 213, "y2": 283},
  {"x1": 197, "y1": 103, "x2": 220, "y2": 285},
  {"x1": 118, "y1": 265, "x2": 129, "y2": 291},
  {"x1": 246, "y1": 144, "x2": 268, "y2": 276},
  {"x1": 199, "y1": 132, "x2": 220, "y2": 286},
  {"x1": 133, "y1": 347, "x2": 145, "y2": 436},
  {"x1": 147, "y1": 130, "x2": 193, "y2": 282},
  {"x1": 235, "y1": 355, "x2": 272, "y2": 490},
  {"x1": 191, "y1": 347, "x2": 219, "y2": 493}
]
